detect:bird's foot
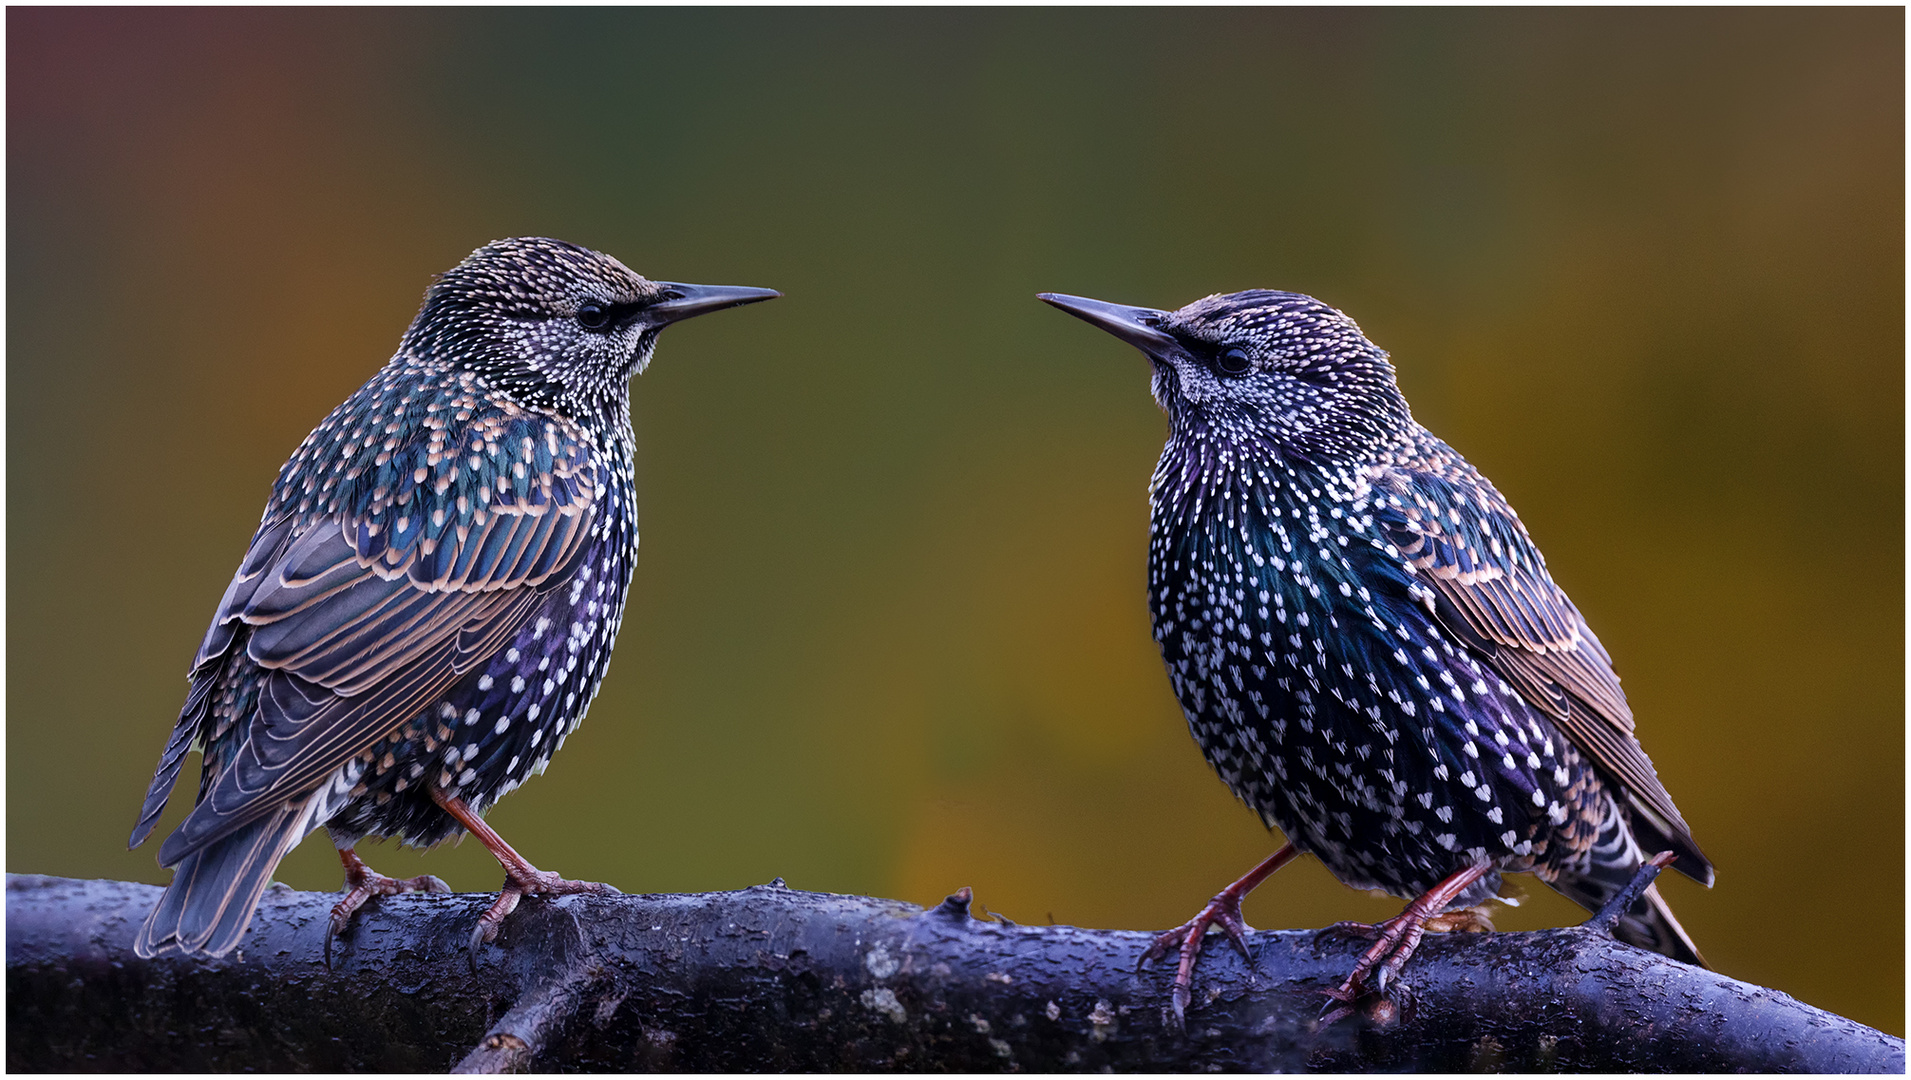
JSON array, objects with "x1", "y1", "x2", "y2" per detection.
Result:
[
  {"x1": 325, "y1": 849, "x2": 450, "y2": 967},
  {"x1": 1315, "y1": 906, "x2": 1494, "y2": 1021},
  {"x1": 468, "y1": 867, "x2": 621, "y2": 961},
  {"x1": 1316, "y1": 863, "x2": 1495, "y2": 1023},
  {"x1": 1136, "y1": 844, "x2": 1299, "y2": 1029},
  {"x1": 1140, "y1": 891, "x2": 1255, "y2": 1027},
  {"x1": 1315, "y1": 907, "x2": 1428, "y2": 1022},
  {"x1": 425, "y1": 787, "x2": 623, "y2": 966}
]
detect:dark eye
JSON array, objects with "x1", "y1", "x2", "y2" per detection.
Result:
[
  {"x1": 576, "y1": 302, "x2": 611, "y2": 331},
  {"x1": 1214, "y1": 346, "x2": 1253, "y2": 376}
]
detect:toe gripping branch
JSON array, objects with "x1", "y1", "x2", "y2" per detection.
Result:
[
  {"x1": 324, "y1": 849, "x2": 450, "y2": 970},
  {"x1": 427, "y1": 787, "x2": 620, "y2": 972},
  {"x1": 1317, "y1": 860, "x2": 1494, "y2": 1024},
  {"x1": 1140, "y1": 843, "x2": 1300, "y2": 1030}
]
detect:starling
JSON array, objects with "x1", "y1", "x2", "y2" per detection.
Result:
[
  {"x1": 1039, "y1": 289, "x2": 1713, "y2": 1022},
  {"x1": 129, "y1": 238, "x2": 777, "y2": 959}
]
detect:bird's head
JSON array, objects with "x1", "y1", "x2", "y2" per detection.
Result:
[
  {"x1": 406, "y1": 237, "x2": 778, "y2": 416},
  {"x1": 1039, "y1": 289, "x2": 1412, "y2": 461}
]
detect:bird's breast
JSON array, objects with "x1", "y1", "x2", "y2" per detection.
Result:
[{"x1": 1144, "y1": 456, "x2": 1581, "y2": 891}]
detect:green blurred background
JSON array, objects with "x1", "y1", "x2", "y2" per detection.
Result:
[{"x1": 9, "y1": 8, "x2": 1902, "y2": 1034}]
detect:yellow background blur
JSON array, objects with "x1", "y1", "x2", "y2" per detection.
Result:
[{"x1": 9, "y1": 9, "x2": 1902, "y2": 1034}]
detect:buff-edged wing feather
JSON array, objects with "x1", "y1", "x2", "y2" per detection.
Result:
[
  {"x1": 128, "y1": 517, "x2": 302, "y2": 850},
  {"x1": 1372, "y1": 457, "x2": 1713, "y2": 886},
  {"x1": 154, "y1": 459, "x2": 598, "y2": 868}
]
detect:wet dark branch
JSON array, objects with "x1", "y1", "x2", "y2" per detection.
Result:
[{"x1": 6, "y1": 873, "x2": 1900, "y2": 1072}]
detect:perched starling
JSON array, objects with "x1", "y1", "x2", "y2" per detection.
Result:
[
  {"x1": 1039, "y1": 289, "x2": 1712, "y2": 1022},
  {"x1": 129, "y1": 238, "x2": 777, "y2": 959}
]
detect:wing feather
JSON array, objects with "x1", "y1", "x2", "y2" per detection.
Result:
[
  {"x1": 156, "y1": 480, "x2": 597, "y2": 864},
  {"x1": 1374, "y1": 459, "x2": 1711, "y2": 883}
]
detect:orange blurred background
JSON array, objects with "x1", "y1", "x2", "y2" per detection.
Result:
[{"x1": 9, "y1": 9, "x2": 1902, "y2": 1034}]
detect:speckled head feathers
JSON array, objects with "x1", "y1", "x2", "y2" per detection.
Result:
[
  {"x1": 1040, "y1": 288, "x2": 1412, "y2": 461},
  {"x1": 404, "y1": 237, "x2": 778, "y2": 418},
  {"x1": 426, "y1": 238, "x2": 658, "y2": 324}
]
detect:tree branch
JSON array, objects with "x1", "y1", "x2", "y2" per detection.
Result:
[{"x1": 6, "y1": 873, "x2": 1900, "y2": 1072}]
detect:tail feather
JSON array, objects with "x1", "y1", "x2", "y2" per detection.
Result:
[
  {"x1": 1624, "y1": 791, "x2": 1715, "y2": 888},
  {"x1": 128, "y1": 679, "x2": 217, "y2": 850},
  {"x1": 1552, "y1": 872, "x2": 1706, "y2": 967},
  {"x1": 1550, "y1": 792, "x2": 1708, "y2": 968},
  {"x1": 1636, "y1": 881, "x2": 1705, "y2": 968},
  {"x1": 134, "y1": 801, "x2": 306, "y2": 959}
]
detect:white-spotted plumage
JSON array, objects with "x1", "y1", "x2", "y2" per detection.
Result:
[
  {"x1": 128, "y1": 238, "x2": 776, "y2": 959},
  {"x1": 1041, "y1": 286, "x2": 1713, "y2": 1010}
]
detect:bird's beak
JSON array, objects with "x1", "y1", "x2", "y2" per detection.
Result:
[
  {"x1": 1037, "y1": 293, "x2": 1178, "y2": 358},
  {"x1": 648, "y1": 282, "x2": 782, "y2": 325}
]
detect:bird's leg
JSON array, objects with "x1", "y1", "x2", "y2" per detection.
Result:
[
  {"x1": 429, "y1": 787, "x2": 620, "y2": 955},
  {"x1": 1318, "y1": 861, "x2": 1493, "y2": 1020},
  {"x1": 1140, "y1": 843, "x2": 1299, "y2": 1026},
  {"x1": 325, "y1": 847, "x2": 450, "y2": 967}
]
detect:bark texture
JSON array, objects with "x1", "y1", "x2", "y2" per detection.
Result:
[{"x1": 6, "y1": 873, "x2": 1901, "y2": 1072}]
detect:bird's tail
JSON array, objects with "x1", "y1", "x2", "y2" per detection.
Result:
[
  {"x1": 134, "y1": 801, "x2": 306, "y2": 959},
  {"x1": 1549, "y1": 796, "x2": 1707, "y2": 968}
]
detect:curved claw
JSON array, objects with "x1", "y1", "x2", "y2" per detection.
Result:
[
  {"x1": 1213, "y1": 906, "x2": 1253, "y2": 962},
  {"x1": 1318, "y1": 1000, "x2": 1357, "y2": 1025},
  {"x1": 466, "y1": 918, "x2": 491, "y2": 974},
  {"x1": 1139, "y1": 927, "x2": 1179, "y2": 973},
  {"x1": 1136, "y1": 844, "x2": 1299, "y2": 1027},
  {"x1": 466, "y1": 881, "x2": 523, "y2": 973},
  {"x1": 1140, "y1": 893, "x2": 1258, "y2": 1029},
  {"x1": 468, "y1": 881, "x2": 524, "y2": 963},
  {"x1": 1324, "y1": 931, "x2": 1397, "y2": 1007},
  {"x1": 464, "y1": 871, "x2": 616, "y2": 967},
  {"x1": 1140, "y1": 899, "x2": 1253, "y2": 970},
  {"x1": 326, "y1": 852, "x2": 452, "y2": 969},
  {"x1": 429, "y1": 789, "x2": 620, "y2": 961},
  {"x1": 1316, "y1": 863, "x2": 1494, "y2": 1024}
]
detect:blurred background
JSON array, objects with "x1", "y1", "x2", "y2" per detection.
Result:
[{"x1": 9, "y1": 8, "x2": 1902, "y2": 1034}]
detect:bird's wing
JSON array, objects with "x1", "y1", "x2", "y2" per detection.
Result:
[
  {"x1": 1370, "y1": 458, "x2": 1711, "y2": 882},
  {"x1": 156, "y1": 462, "x2": 598, "y2": 866},
  {"x1": 130, "y1": 515, "x2": 301, "y2": 849}
]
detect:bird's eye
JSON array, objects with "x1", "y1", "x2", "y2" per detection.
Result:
[
  {"x1": 1215, "y1": 347, "x2": 1253, "y2": 376},
  {"x1": 576, "y1": 302, "x2": 611, "y2": 331}
]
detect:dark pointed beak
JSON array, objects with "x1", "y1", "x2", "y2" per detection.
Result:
[
  {"x1": 1038, "y1": 292, "x2": 1178, "y2": 357},
  {"x1": 648, "y1": 282, "x2": 781, "y2": 325}
]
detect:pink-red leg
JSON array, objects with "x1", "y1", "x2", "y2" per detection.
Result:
[
  {"x1": 430, "y1": 787, "x2": 620, "y2": 957},
  {"x1": 325, "y1": 847, "x2": 450, "y2": 967},
  {"x1": 1318, "y1": 861, "x2": 1493, "y2": 1022},
  {"x1": 1141, "y1": 843, "x2": 1299, "y2": 1025}
]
